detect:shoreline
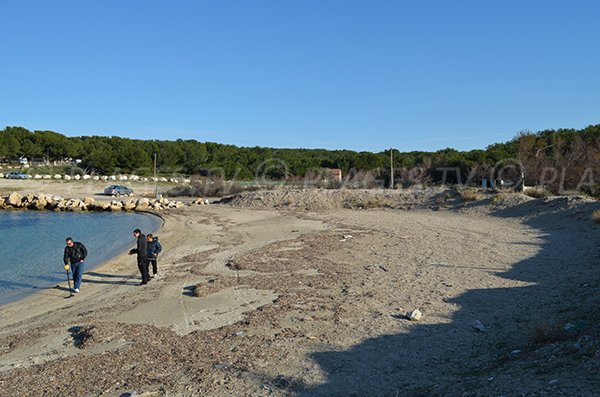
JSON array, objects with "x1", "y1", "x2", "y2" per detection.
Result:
[{"x1": 0, "y1": 210, "x2": 165, "y2": 307}]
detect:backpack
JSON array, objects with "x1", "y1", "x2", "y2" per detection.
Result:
[{"x1": 154, "y1": 237, "x2": 162, "y2": 254}]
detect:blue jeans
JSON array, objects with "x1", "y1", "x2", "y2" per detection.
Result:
[{"x1": 71, "y1": 261, "x2": 84, "y2": 290}]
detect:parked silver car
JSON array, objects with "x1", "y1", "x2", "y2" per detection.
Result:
[
  {"x1": 5, "y1": 171, "x2": 29, "y2": 179},
  {"x1": 104, "y1": 185, "x2": 133, "y2": 196}
]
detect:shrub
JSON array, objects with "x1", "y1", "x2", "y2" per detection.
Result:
[
  {"x1": 529, "y1": 323, "x2": 569, "y2": 345},
  {"x1": 524, "y1": 187, "x2": 551, "y2": 199},
  {"x1": 459, "y1": 188, "x2": 480, "y2": 202},
  {"x1": 581, "y1": 184, "x2": 600, "y2": 198},
  {"x1": 166, "y1": 177, "x2": 249, "y2": 197}
]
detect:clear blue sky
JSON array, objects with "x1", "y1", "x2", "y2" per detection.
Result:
[{"x1": 1, "y1": 1, "x2": 599, "y2": 152}]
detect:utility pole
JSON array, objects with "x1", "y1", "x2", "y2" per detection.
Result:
[
  {"x1": 390, "y1": 148, "x2": 394, "y2": 189},
  {"x1": 153, "y1": 153, "x2": 158, "y2": 199}
]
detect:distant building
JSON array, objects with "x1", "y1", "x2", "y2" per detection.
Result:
[{"x1": 330, "y1": 168, "x2": 342, "y2": 182}]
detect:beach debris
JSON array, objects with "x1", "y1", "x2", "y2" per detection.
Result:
[
  {"x1": 549, "y1": 379, "x2": 559, "y2": 385},
  {"x1": 472, "y1": 320, "x2": 486, "y2": 332},
  {"x1": 378, "y1": 265, "x2": 389, "y2": 272},
  {"x1": 406, "y1": 309, "x2": 422, "y2": 321},
  {"x1": 226, "y1": 261, "x2": 242, "y2": 271},
  {"x1": 510, "y1": 349, "x2": 522, "y2": 356},
  {"x1": 340, "y1": 234, "x2": 354, "y2": 241}
]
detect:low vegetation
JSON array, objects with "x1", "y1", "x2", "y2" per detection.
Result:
[
  {"x1": 2, "y1": 125, "x2": 600, "y2": 195},
  {"x1": 524, "y1": 187, "x2": 551, "y2": 199}
]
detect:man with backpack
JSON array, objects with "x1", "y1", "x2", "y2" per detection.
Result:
[{"x1": 146, "y1": 233, "x2": 162, "y2": 278}]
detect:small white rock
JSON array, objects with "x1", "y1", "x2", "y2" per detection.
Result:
[{"x1": 407, "y1": 309, "x2": 422, "y2": 321}]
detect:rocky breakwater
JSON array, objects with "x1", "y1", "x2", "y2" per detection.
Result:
[{"x1": 0, "y1": 193, "x2": 210, "y2": 212}]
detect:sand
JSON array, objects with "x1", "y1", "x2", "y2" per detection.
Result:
[{"x1": 0, "y1": 188, "x2": 599, "y2": 396}]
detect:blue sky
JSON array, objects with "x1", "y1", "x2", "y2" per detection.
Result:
[{"x1": 1, "y1": 1, "x2": 599, "y2": 152}]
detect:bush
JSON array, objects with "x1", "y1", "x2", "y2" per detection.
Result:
[
  {"x1": 592, "y1": 210, "x2": 600, "y2": 224},
  {"x1": 459, "y1": 188, "x2": 480, "y2": 202},
  {"x1": 166, "y1": 177, "x2": 249, "y2": 197},
  {"x1": 581, "y1": 184, "x2": 600, "y2": 198},
  {"x1": 524, "y1": 187, "x2": 551, "y2": 198}
]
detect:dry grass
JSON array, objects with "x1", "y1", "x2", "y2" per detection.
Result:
[
  {"x1": 592, "y1": 210, "x2": 600, "y2": 224},
  {"x1": 524, "y1": 187, "x2": 551, "y2": 199},
  {"x1": 528, "y1": 323, "x2": 569, "y2": 345},
  {"x1": 459, "y1": 188, "x2": 480, "y2": 202}
]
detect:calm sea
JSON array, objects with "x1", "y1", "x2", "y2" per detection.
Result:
[{"x1": 0, "y1": 211, "x2": 162, "y2": 304}]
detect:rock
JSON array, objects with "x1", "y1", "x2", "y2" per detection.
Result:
[
  {"x1": 0, "y1": 196, "x2": 5, "y2": 208},
  {"x1": 83, "y1": 197, "x2": 96, "y2": 206},
  {"x1": 407, "y1": 309, "x2": 422, "y2": 321},
  {"x1": 97, "y1": 201, "x2": 111, "y2": 211},
  {"x1": 64, "y1": 175, "x2": 72, "y2": 181},
  {"x1": 109, "y1": 200, "x2": 123, "y2": 211},
  {"x1": 33, "y1": 174, "x2": 42, "y2": 179},
  {"x1": 123, "y1": 199, "x2": 136, "y2": 211},
  {"x1": 54, "y1": 174, "x2": 62, "y2": 179},
  {"x1": 29, "y1": 196, "x2": 47, "y2": 210},
  {"x1": 73, "y1": 174, "x2": 81, "y2": 180},
  {"x1": 7, "y1": 192, "x2": 23, "y2": 207},
  {"x1": 135, "y1": 203, "x2": 149, "y2": 211},
  {"x1": 43, "y1": 174, "x2": 52, "y2": 179},
  {"x1": 82, "y1": 174, "x2": 91, "y2": 180},
  {"x1": 109, "y1": 175, "x2": 116, "y2": 181},
  {"x1": 92, "y1": 175, "x2": 100, "y2": 181},
  {"x1": 472, "y1": 320, "x2": 486, "y2": 332},
  {"x1": 101, "y1": 175, "x2": 108, "y2": 181},
  {"x1": 175, "y1": 201, "x2": 185, "y2": 208}
]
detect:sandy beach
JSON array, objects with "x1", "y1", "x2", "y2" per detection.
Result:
[{"x1": 0, "y1": 186, "x2": 599, "y2": 396}]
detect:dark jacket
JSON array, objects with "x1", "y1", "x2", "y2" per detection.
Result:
[
  {"x1": 147, "y1": 237, "x2": 162, "y2": 258},
  {"x1": 129, "y1": 234, "x2": 148, "y2": 258},
  {"x1": 64, "y1": 242, "x2": 88, "y2": 265}
]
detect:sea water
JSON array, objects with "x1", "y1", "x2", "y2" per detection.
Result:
[{"x1": 0, "y1": 211, "x2": 162, "y2": 304}]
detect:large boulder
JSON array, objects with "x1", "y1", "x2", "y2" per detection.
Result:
[
  {"x1": 97, "y1": 201, "x2": 111, "y2": 211},
  {"x1": 29, "y1": 196, "x2": 47, "y2": 210},
  {"x1": 109, "y1": 200, "x2": 123, "y2": 211},
  {"x1": 54, "y1": 174, "x2": 62, "y2": 179},
  {"x1": 83, "y1": 197, "x2": 96, "y2": 206},
  {"x1": 123, "y1": 199, "x2": 136, "y2": 211},
  {"x1": 7, "y1": 192, "x2": 23, "y2": 207},
  {"x1": 134, "y1": 202, "x2": 150, "y2": 211}
]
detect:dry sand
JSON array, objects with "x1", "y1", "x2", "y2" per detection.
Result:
[{"x1": 0, "y1": 188, "x2": 599, "y2": 396}]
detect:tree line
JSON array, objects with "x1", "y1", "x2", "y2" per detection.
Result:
[{"x1": 1, "y1": 125, "x2": 599, "y2": 192}]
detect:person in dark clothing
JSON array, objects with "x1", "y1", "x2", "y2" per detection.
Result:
[
  {"x1": 146, "y1": 233, "x2": 162, "y2": 277},
  {"x1": 129, "y1": 229, "x2": 149, "y2": 285},
  {"x1": 63, "y1": 237, "x2": 88, "y2": 293}
]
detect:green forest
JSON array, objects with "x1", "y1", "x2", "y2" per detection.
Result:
[{"x1": 1, "y1": 125, "x2": 599, "y2": 191}]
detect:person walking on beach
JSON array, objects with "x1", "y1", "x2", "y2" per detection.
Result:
[
  {"x1": 63, "y1": 237, "x2": 88, "y2": 293},
  {"x1": 129, "y1": 229, "x2": 149, "y2": 285},
  {"x1": 146, "y1": 233, "x2": 162, "y2": 278}
]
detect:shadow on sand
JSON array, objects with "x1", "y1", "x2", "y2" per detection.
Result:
[{"x1": 290, "y1": 198, "x2": 600, "y2": 396}]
